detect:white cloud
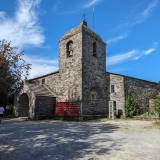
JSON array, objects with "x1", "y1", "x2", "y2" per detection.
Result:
[
  {"x1": 113, "y1": 0, "x2": 159, "y2": 35},
  {"x1": 144, "y1": 48, "x2": 156, "y2": 55},
  {"x1": 107, "y1": 44, "x2": 158, "y2": 66},
  {"x1": 142, "y1": 0, "x2": 159, "y2": 17},
  {"x1": 24, "y1": 55, "x2": 58, "y2": 79},
  {"x1": 84, "y1": 0, "x2": 103, "y2": 8},
  {"x1": 53, "y1": 0, "x2": 103, "y2": 15},
  {"x1": 108, "y1": 1, "x2": 159, "y2": 46},
  {"x1": 107, "y1": 50, "x2": 137, "y2": 66},
  {"x1": 133, "y1": 0, "x2": 159, "y2": 25},
  {"x1": 107, "y1": 33, "x2": 128, "y2": 44},
  {"x1": 0, "y1": 0, "x2": 44, "y2": 48}
]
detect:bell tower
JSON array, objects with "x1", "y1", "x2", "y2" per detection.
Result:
[
  {"x1": 58, "y1": 21, "x2": 84, "y2": 102},
  {"x1": 58, "y1": 21, "x2": 107, "y2": 116}
]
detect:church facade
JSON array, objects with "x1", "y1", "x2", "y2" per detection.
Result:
[{"x1": 14, "y1": 21, "x2": 159, "y2": 119}]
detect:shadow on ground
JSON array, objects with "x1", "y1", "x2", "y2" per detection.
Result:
[{"x1": 0, "y1": 120, "x2": 123, "y2": 160}]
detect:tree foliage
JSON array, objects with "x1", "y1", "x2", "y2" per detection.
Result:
[
  {"x1": 154, "y1": 92, "x2": 160, "y2": 118},
  {"x1": 158, "y1": 82, "x2": 160, "y2": 88},
  {"x1": 125, "y1": 92, "x2": 139, "y2": 118},
  {"x1": 0, "y1": 40, "x2": 30, "y2": 105}
]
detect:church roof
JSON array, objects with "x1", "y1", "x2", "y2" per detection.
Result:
[
  {"x1": 27, "y1": 71, "x2": 59, "y2": 81},
  {"x1": 107, "y1": 72, "x2": 158, "y2": 85},
  {"x1": 27, "y1": 70, "x2": 158, "y2": 85}
]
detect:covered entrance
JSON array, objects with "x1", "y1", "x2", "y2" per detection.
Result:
[
  {"x1": 35, "y1": 96, "x2": 56, "y2": 118},
  {"x1": 18, "y1": 93, "x2": 29, "y2": 117}
]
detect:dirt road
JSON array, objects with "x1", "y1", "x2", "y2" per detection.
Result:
[{"x1": 0, "y1": 119, "x2": 160, "y2": 160}]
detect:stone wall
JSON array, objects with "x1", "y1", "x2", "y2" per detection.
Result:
[
  {"x1": 107, "y1": 73, "x2": 125, "y2": 116},
  {"x1": 106, "y1": 73, "x2": 159, "y2": 116},
  {"x1": 82, "y1": 25, "x2": 107, "y2": 115},
  {"x1": 29, "y1": 72, "x2": 61, "y2": 101},
  {"x1": 14, "y1": 82, "x2": 36, "y2": 119},
  {"x1": 27, "y1": 23, "x2": 84, "y2": 103},
  {"x1": 124, "y1": 76, "x2": 159, "y2": 114},
  {"x1": 59, "y1": 25, "x2": 83, "y2": 102}
]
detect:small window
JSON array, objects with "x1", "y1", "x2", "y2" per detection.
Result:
[
  {"x1": 66, "y1": 41, "x2": 73, "y2": 57},
  {"x1": 111, "y1": 85, "x2": 115, "y2": 93},
  {"x1": 93, "y1": 42, "x2": 97, "y2": 57},
  {"x1": 42, "y1": 78, "x2": 45, "y2": 84}
]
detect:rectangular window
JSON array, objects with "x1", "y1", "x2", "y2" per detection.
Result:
[
  {"x1": 42, "y1": 78, "x2": 45, "y2": 84},
  {"x1": 110, "y1": 85, "x2": 115, "y2": 93},
  {"x1": 93, "y1": 42, "x2": 97, "y2": 57}
]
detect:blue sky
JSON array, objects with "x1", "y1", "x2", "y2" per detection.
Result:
[{"x1": 0, "y1": 0, "x2": 160, "y2": 82}]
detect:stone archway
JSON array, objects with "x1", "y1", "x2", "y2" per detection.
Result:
[{"x1": 18, "y1": 93, "x2": 29, "y2": 117}]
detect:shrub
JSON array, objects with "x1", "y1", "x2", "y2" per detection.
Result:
[
  {"x1": 125, "y1": 92, "x2": 139, "y2": 118},
  {"x1": 154, "y1": 92, "x2": 160, "y2": 118}
]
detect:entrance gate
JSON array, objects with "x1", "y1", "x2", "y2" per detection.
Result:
[{"x1": 35, "y1": 96, "x2": 56, "y2": 118}]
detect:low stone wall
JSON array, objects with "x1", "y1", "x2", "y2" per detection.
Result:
[{"x1": 124, "y1": 77, "x2": 159, "y2": 114}]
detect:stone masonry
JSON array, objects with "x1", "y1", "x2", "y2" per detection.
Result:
[{"x1": 107, "y1": 72, "x2": 159, "y2": 117}]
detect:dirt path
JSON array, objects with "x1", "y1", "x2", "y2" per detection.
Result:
[
  {"x1": 85, "y1": 120, "x2": 160, "y2": 160},
  {"x1": 0, "y1": 119, "x2": 160, "y2": 160}
]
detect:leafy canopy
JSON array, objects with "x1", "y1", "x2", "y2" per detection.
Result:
[{"x1": 0, "y1": 40, "x2": 30, "y2": 97}]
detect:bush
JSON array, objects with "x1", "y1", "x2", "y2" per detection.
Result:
[
  {"x1": 154, "y1": 92, "x2": 160, "y2": 118},
  {"x1": 125, "y1": 92, "x2": 139, "y2": 118}
]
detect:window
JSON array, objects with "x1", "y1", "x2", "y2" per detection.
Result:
[
  {"x1": 93, "y1": 42, "x2": 97, "y2": 57},
  {"x1": 42, "y1": 78, "x2": 45, "y2": 84},
  {"x1": 66, "y1": 41, "x2": 73, "y2": 57},
  {"x1": 110, "y1": 84, "x2": 115, "y2": 93}
]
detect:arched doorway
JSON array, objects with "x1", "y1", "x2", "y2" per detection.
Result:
[{"x1": 18, "y1": 93, "x2": 29, "y2": 117}]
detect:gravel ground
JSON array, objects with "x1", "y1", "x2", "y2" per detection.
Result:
[{"x1": 0, "y1": 119, "x2": 160, "y2": 160}]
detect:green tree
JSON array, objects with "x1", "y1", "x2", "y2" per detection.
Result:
[
  {"x1": 0, "y1": 40, "x2": 30, "y2": 106},
  {"x1": 154, "y1": 92, "x2": 160, "y2": 118},
  {"x1": 125, "y1": 92, "x2": 139, "y2": 118}
]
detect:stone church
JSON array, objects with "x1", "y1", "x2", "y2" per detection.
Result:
[{"x1": 14, "y1": 21, "x2": 159, "y2": 119}]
